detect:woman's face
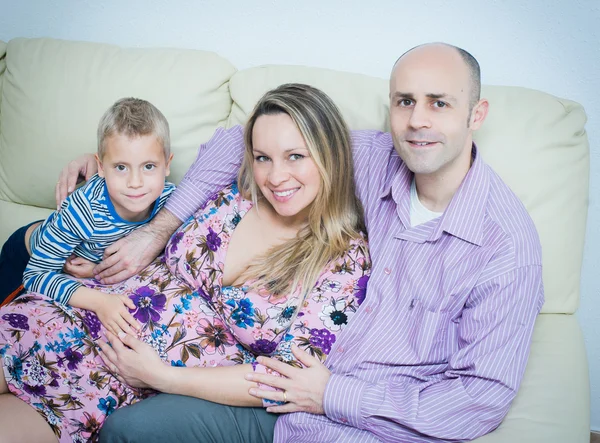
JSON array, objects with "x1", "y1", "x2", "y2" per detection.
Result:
[{"x1": 251, "y1": 113, "x2": 321, "y2": 225}]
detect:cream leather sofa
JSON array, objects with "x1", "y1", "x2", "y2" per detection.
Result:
[{"x1": 0, "y1": 37, "x2": 590, "y2": 442}]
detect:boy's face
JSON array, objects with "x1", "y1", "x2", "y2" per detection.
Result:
[{"x1": 96, "y1": 133, "x2": 172, "y2": 222}]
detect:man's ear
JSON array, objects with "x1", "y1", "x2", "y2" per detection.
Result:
[
  {"x1": 95, "y1": 154, "x2": 105, "y2": 178},
  {"x1": 469, "y1": 99, "x2": 489, "y2": 131},
  {"x1": 165, "y1": 153, "x2": 174, "y2": 177}
]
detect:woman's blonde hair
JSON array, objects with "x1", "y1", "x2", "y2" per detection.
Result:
[{"x1": 238, "y1": 83, "x2": 365, "y2": 298}]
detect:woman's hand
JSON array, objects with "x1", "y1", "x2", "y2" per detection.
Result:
[
  {"x1": 98, "y1": 330, "x2": 170, "y2": 390},
  {"x1": 56, "y1": 153, "x2": 97, "y2": 208},
  {"x1": 246, "y1": 345, "x2": 331, "y2": 414},
  {"x1": 63, "y1": 255, "x2": 96, "y2": 278},
  {"x1": 94, "y1": 293, "x2": 139, "y2": 336}
]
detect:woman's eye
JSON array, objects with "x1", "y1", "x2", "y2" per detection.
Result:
[
  {"x1": 289, "y1": 154, "x2": 305, "y2": 161},
  {"x1": 255, "y1": 156, "x2": 269, "y2": 162},
  {"x1": 144, "y1": 164, "x2": 156, "y2": 171}
]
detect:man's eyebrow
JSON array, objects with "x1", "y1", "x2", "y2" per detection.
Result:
[
  {"x1": 427, "y1": 93, "x2": 458, "y2": 103},
  {"x1": 391, "y1": 92, "x2": 414, "y2": 99}
]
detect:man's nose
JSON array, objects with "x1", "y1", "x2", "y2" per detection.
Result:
[{"x1": 408, "y1": 103, "x2": 432, "y2": 129}]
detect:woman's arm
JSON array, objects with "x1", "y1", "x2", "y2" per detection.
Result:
[{"x1": 99, "y1": 331, "x2": 262, "y2": 407}]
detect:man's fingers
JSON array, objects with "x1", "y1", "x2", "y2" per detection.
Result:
[
  {"x1": 100, "y1": 270, "x2": 134, "y2": 285},
  {"x1": 106, "y1": 330, "x2": 128, "y2": 353},
  {"x1": 290, "y1": 344, "x2": 318, "y2": 367},
  {"x1": 93, "y1": 253, "x2": 122, "y2": 276},
  {"x1": 246, "y1": 372, "x2": 288, "y2": 390},
  {"x1": 256, "y1": 356, "x2": 293, "y2": 377}
]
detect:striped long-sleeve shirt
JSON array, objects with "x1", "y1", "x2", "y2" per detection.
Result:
[
  {"x1": 24, "y1": 174, "x2": 175, "y2": 304},
  {"x1": 165, "y1": 126, "x2": 544, "y2": 442}
]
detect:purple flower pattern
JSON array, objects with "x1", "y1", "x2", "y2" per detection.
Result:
[{"x1": 0, "y1": 183, "x2": 370, "y2": 439}]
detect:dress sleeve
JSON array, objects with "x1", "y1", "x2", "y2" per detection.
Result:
[
  {"x1": 165, "y1": 126, "x2": 245, "y2": 222},
  {"x1": 252, "y1": 237, "x2": 371, "y2": 407},
  {"x1": 23, "y1": 193, "x2": 95, "y2": 304}
]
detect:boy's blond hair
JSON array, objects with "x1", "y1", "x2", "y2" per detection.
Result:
[{"x1": 97, "y1": 98, "x2": 170, "y2": 159}]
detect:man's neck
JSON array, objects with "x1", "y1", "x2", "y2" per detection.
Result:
[{"x1": 414, "y1": 149, "x2": 473, "y2": 213}]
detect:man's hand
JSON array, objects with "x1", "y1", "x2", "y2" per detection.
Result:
[
  {"x1": 98, "y1": 330, "x2": 169, "y2": 390},
  {"x1": 93, "y1": 209, "x2": 182, "y2": 284},
  {"x1": 93, "y1": 293, "x2": 139, "y2": 336},
  {"x1": 246, "y1": 345, "x2": 331, "y2": 414},
  {"x1": 63, "y1": 255, "x2": 96, "y2": 279},
  {"x1": 56, "y1": 154, "x2": 97, "y2": 208}
]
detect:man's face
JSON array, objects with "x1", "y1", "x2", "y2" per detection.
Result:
[{"x1": 389, "y1": 45, "x2": 485, "y2": 181}]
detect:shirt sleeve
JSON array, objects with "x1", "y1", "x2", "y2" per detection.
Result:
[
  {"x1": 322, "y1": 265, "x2": 544, "y2": 442},
  {"x1": 253, "y1": 237, "x2": 371, "y2": 408},
  {"x1": 165, "y1": 126, "x2": 245, "y2": 221},
  {"x1": 23, "y1": 193, "x2": 96, "y2": 305}
]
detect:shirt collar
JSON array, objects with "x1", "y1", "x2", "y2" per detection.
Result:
[{"x1": 379, "y1": 144, "x2": 489, "y2": 246}]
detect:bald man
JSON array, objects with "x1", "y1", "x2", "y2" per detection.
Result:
[{"x1": 60, "y1": 43, "x2": 543, "y2": 442}]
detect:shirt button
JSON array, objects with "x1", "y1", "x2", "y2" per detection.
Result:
[
  {"x1": 340, "y1": 417, "x2": 348, "y2": 423},
  {"x1": 384, "y1": 267, "x2": 391, "y2": 275},
  {"x1": 365, "y1": 306, "x2": 373, "y2": 313},
  {"x1": 337, "y1": 347, "x2": 344, "y2": 353}
]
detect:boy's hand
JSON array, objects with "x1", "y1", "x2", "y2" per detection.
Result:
[
  {"x1": 94, "y1": 293, "x2": 140, "y2": 336},
  {"x1": 56, "y1": 154, "x2": 97, "y2": 208},
  {"x1": 64, "y1": 255, "x2": 96, "y2": 279}
]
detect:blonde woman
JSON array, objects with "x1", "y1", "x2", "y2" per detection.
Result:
[{"x1": 0, "y1": 84, "x2": 370, "y2": 443}]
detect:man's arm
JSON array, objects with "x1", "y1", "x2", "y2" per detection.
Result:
[
  {"x1": 94, "y1": 126, "x2": 246, "y2": 283},
  {"x1": 322, "y1": 266, "x2": 544, "y2": 442}
]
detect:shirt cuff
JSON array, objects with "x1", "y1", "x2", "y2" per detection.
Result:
[
  {"x1": 164, "y1": 178, "x2": 203, "y2": 222},
  {"x1": 323, "y1": 373, "x2": 368, "y2": 429}
]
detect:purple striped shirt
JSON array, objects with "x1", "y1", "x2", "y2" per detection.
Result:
[{"x1": 166, "y1": 127, "x2": 544, "y2": 442}]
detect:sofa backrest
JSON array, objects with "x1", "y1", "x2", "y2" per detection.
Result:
[
  {"x1": 0, "y1": 37, "x2": 236, "y2": 208},
  {"x1": 0, "y1": 38, "x2": 589, "y2": 315}
]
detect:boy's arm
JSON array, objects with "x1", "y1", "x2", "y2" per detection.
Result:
[
  {"x1": 23, "y1": 194, "x2": 95, "y2": 304},
  {"x1": 94, "y1": 126, "x2": 246, "y2": 284}
]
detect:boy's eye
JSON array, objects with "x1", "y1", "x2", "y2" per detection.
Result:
[
  {"x1": 144, "y1": 164, "x2": 156, "y2": 171},
  {"x1": 115, "y1": 165, "x2": 127, "y2": 171},
  {"x1": 254, "y1": 155, "x2": 269, "y2": 163},
  {"x1": 289, "y1": 153, "x2": 305, "y2": 161}
]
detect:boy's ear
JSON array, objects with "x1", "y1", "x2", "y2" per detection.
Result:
[
  {"x1": 95, "y1": 154, "x2": 105, "y2": 178},
  {"x1": 165, "y1": 153, "x2": 174, "y2": 177}
]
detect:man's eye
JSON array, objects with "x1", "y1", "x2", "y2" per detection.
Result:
[
  {"x1": 434, "y1": 101, "x2": 447, "y2": 108},
  {"x1": 115, "y1": 165, "x2": 126, "y2": 171},
  {"x1": 289, "y1": 154, "x2": 304, "y2": 161},
  {"x1": 144, "y1": 164, "x2": 156, "y2": 171},
  {"x1": 398, "y1": 99, "x2": 413, "y2": 107}
]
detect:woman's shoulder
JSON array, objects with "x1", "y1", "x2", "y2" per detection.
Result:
[{"x1": 196, "y1": 182, "x2": 250, "y2": 217}]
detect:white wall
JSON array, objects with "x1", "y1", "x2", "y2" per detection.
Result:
[{"x1": 1, "y1": 0, "x2": 598, "y2": 430}]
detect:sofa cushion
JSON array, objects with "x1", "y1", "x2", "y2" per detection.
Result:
[
  {"x1": 0, "y1": 37, "x2": 236, "y2": 210},
  {"x1": 474, "y1": 314, "x2": 589, "y2": 443},
  {"x1": 228, "y1": 66, "x2": 588, "y2": 315}
]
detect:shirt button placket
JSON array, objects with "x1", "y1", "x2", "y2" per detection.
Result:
[{"x1": 384, "y1": 267, "x2": 391, "y2": 275}]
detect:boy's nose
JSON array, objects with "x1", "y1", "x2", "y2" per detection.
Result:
[{"x1": 128, "y1": 172, "x2": 143, "y2": 188}]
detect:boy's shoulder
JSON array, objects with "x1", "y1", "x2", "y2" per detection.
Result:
[{"x1": 58, "y1": 174, "x2": 105, "y2": 211}]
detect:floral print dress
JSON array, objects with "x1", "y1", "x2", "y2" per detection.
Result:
[{"x1": 0, "y1": 183, "x2": 370, "y2": 442}]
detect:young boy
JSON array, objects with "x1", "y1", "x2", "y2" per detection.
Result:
[{"x1": 0, "y1": 97, "x2": 175, "y2": 335}]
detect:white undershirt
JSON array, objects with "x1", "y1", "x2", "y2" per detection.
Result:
[{"x1": 409, "y1": 178, "x2": 443, "y2": 227}]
